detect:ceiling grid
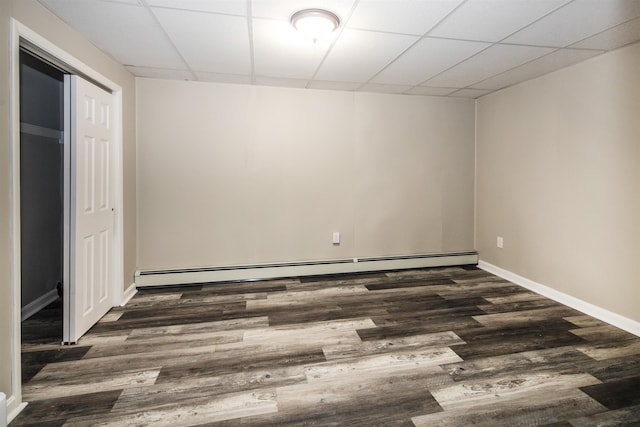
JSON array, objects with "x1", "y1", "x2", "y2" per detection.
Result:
[{"x1": 38, "y1": 0, "x2": 640, "y2": 98}]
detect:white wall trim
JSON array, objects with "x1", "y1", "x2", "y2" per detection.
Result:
[
  {"x1": 6, "y1": 396, "x2": 26, "y2": 425},
  {"x1": 9, "y1": 19, "x2": 23, "y2": 420},
  {"x1": 9, "y1": 18, "x2": 126, "y2": 420},
  {"x1": 21, "y1": 289, "x2": 59, "y2": 321},
  {"x1": 136, "y1": 252, "x2": 479, "y2": 287},
  {"x1": 478, "y1": 260, "x2": 640, "y2": 337},
  {"x1": 473, "y1": 99, "x2": 478, "y2": 250},
  {"x1": 0, "y1": 392, "x2": 5, "y2": 427},
  {"x1": 121, "y1": 283, "x2": 137, "y2": 307}
]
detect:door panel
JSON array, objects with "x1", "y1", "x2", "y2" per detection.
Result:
[{"x1": 64, "y1": 75, "x2": 114, "y2": 343}]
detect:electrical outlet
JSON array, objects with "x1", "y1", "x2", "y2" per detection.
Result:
[
  {"x1": 332, "y1": 231, "x2": 340, "y2": 244},
  {"x1": 497, "y1": 236, "x2": 504, "y2": 249}
]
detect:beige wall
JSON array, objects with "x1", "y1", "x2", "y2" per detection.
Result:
[
  {"x1": 0, "y1": 0, "x2": 136, "y2": 404},
  {"x1": 137, "y1": 79, "x2": 475, "y2": 270},
  {"x1": 476, "y1": 42, "x2": 640, "y2": 323}
]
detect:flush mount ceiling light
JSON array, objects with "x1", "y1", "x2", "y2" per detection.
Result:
[{"x1": 291, "y1": 8, "x2": 340, "y2": 42}]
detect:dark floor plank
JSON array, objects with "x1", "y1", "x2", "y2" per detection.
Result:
[
  {"x1": 89, "y1": 306, "x2": 225, "y2": 333},
  {"x1": 569, "y1": 403, "x2": 640, "y2": 426},
  {"x1": 194, "y1": 280, "x2": 291, "y2": 296},
  {"x1": 376, "y1": 302, "x2": 487, "y2": 320},
  {"x1": 10, "y1": 390, "x2": 122, "y2": 426},
  {"x1": 452, "y1": 318, "x2": 586, "y2": 360},
  {"x1": 357, "y1": 316, "x2": 483, "y2": 341},
  {"x1": 21, "y1": 346, "x2": 91, "y2": 382},
  {"x1": 21, "y1": 299, "x2": 62, "y2": 345},
  {"x1": 580, "y1": 376, "x2": 640, "y2": 410},
  {"x1": 365, "y1": 277, "x2": 456, "y2": 290},
  {"x1": 477, "y1": 297, "x2": 564, "y2": 314},
  {"x1": 155, "y1": 347, "x2": 327, "y2": 383},
  {"x1": 267, "y1": 306, "x2": 389, "y2": 327}
]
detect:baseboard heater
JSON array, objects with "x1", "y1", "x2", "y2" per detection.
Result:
[{"x1": 135, "y1": 251, "x2": 478, "y2": 287}]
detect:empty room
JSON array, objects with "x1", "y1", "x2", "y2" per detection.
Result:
[{"x1": 1, "y1": 0, "x2": 639, "y2": 426}]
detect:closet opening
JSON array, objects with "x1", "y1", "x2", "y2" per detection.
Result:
[{"x1": 19, "y1": 48, "x2": 65, "y2": 377}]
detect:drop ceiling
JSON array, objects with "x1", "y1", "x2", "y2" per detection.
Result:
[{"x1": 38, "y1": 0, "x2": 640, "y2": 98}]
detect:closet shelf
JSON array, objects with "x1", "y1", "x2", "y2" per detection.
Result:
[{"x1": 20, "y1": 122, "x2": 63, "y2": 142}]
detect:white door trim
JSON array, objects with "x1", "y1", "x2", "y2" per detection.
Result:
[{"x1": 8, "y1": 19, "x2": 125, "y2": 423}]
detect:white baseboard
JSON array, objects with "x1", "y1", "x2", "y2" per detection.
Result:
[
  {"x1": 21, "y1": 288, "x2": 59, "y2": 321},
  {"x1": 121, "y1": 282, "x2": 137, "y2": 306},
  {"x1": 136, "y1": 252, "x2": 479, "y2": 287},
  {"x1": 479, "y1": 260, "x2": 640, "y2": 337},
  {"x1": 6, "y1": 395, "x2": 27, "y2": 425},
  {"x1": 0, "y1": 392, "x2": 5, "y2": 427}
]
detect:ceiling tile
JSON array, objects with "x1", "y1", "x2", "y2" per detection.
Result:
[
  {"x1": 252, "y1": 18, "x2": 332, "y2": 79},
  {"x1": 316, "y1": 29, "x2": 418, "y2": 82},
  {"x1": 471, "y1": 48, "x2": 604, "y2": 90},
  {"x1": 309, "y1": 81, "x2": 361, "y2": 91},
  {"x1": 372, "y1": 37, "x2": 490, "y2": 86},
  {"x1": 571, "y1": 17, "x2": 640, "y2": 50},
  {"x1": 255, "y1": 76, "x2": 309, "y2": 88},
  {"x1": 347, "y1": 0, "x2": 463, "y2": 35},
  {"x1": 151, "y1": 7, "x2": 250, "y2": 74},
  {"x1": 40, "y1": 0, "x2": 185, "y2": 68},
  {"x1": 195, "y1": 71, "x2": 252, "y2": 85},
  {"x1": 504, "y1": 0, "x2": 640, "y2": 47},
  {"x1": 430, "y1": 0, "x2": 570, "y2": 42},
  {"x1": 251, "y1": 0, "x2": 356, "y2": 21},
  {"x1": 359, "y1": 83, "x2": 412, "y2": 94},
  {"x1": 125, "y1": 66, "x2": 194, "y2": 80},
  {"x1": 448, "y1": 88, "x2": 493, "y2": 98},
  {"x1": 145, "y1": 0, "x2": 246, "y2": 15},
  {"x1": 406, "y1": 86, "x2": 457, "y2": 96},
  {"x1": 425, "y1": 43, "x2": 555, "y2": 88}
]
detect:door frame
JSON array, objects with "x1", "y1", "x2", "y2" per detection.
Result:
[{"x1": 8, "y1": 19, "x2": 125, "y2": 420}]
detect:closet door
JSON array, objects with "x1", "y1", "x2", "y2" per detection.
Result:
[{"x1": 64, "y1": 75, "x2": 115, "y2": 343}]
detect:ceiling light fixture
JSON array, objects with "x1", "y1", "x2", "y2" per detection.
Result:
[{"x1": 291, "y1": 8, "x2": 340, "y2": 43}]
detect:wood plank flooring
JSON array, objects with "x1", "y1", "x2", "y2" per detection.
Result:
[{"x1": 13, "y1": 266, "x2": 640, "y2": 426}]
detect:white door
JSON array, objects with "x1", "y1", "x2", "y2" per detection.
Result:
[{"x1": 63, "y1": 75, "x2": 115, "y2": 343}]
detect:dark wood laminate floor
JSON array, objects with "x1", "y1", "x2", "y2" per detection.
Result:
[{"x1": 13, "y1": 266, "x2": 640, "y2": 426}]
